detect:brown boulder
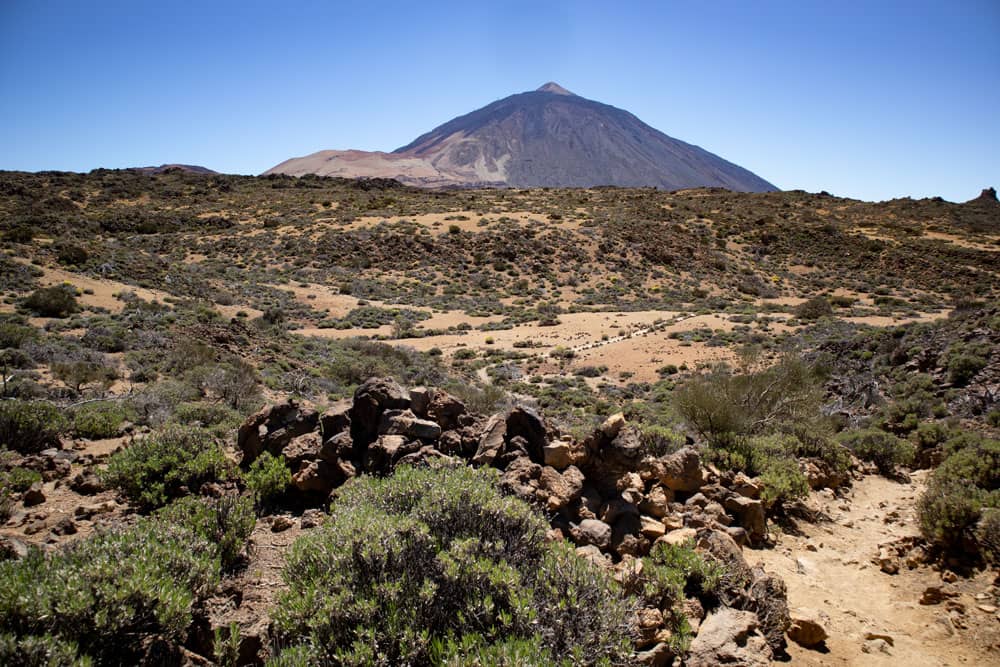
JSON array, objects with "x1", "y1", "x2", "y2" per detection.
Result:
[
  {"x1": 237, "y1": 400, "x2": 318, "y2": 465},
  {"x1": 659, "y1": 447, "x2": 703, "y2": 492},
  {"x1": 687, "y1": 609, "x2": 771, "y2": 667},
  {"x1": 787, "y1": 608, "x2": 828, "y2": 647}
]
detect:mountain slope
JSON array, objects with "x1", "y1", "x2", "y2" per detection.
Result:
[{"x1": 264, "y1": 83, "x2": 777, "y2": 192}]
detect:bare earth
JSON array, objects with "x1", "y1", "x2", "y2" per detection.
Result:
[{"x1": 751, "y1": 473, "x2": 1000, "y2": 666}]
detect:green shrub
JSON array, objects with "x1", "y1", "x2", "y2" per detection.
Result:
[
  {"x1": 71, "y1": 401, "x2": 129, "y2": 439},
  {"x1": 272, "y1": 465, "x2": 634, "y2": 665},
  {"x1": 759, "y1": 457, "x2": 810, "y2": 509},
  {"x1": 245, "y1": 452, "x2": 291, "y2": 511},
  {"x1": 837, "y1": 428, "x2": 915, "y2": 474},
  {"x1": 624, "y1": 540, "x2": 721, "y2": 654},
  {"x1": 0, "y1": 321, "x2": 37, "y2": 350},
  {"x1": 22, "y1": 285, "x2": 79, "y2": 318},
  {"x1": 0, "y1": 515, "x2": 222, "y2": 664},
  {"x1": 947, "y1": 351, "x2": 987, "y2": 386},
  {"x1": 154, "y1": 496, "x2": 255, "y2": 570},
  {"x1": 794, "y1": 296, "x2": 833, "y2": 320},
  {"x1": 0, "y1": 632, "x2": 90, "y2": 667},
  {"x1": 0, "y1": 400, "x2": 67, "y2": 453},
  {"x1": 910, "y1": 421, "x2": 953, "y2": 451},
  {"x1": 54, "y1": 242, "x2": 88, "y2": 266},
  {"x1": 975, "y1": 509, "x2": 1000, "y2": 564},
  {"x1": 101, "y1": 424, "x2": 234, "y2": 510},
  {"x1": 638, "y1": 423, "x2": 685, "y2": 458},
  {"x1": 0, "y1": 466, "x2": 43, "y2": 523},
  {"x1": 674, "y1": 353, "x2": 828, "y2": 449},
  {"x1": 1, "y1": 467, "x2": 41, "y2": 493},
  {"x1": 918, "y1": 436, "x2": 999, "y2": 554}
]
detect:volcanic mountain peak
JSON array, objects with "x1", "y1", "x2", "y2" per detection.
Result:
[
  {"x1": 536, "y1": 81, "x2": 575, "y2": 96},
  {"x1": 264, "y1": 85, "x2": 776, "y2": 192}
]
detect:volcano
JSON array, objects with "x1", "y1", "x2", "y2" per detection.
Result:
[{"x1": 264, "y1": 83, "x2": 776, "y2": 192}]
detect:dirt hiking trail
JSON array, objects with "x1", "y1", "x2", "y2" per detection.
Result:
[{"x1": 751, "y1": 472, "x2": 999, "y2": 666}]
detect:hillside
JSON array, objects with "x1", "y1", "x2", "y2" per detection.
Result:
[
  {"x1": 0, "y1": 169, "x2": 997, "y2": 665},
  {"x1": 264, "y1": 84, "x2": 777, "y2": 192}
]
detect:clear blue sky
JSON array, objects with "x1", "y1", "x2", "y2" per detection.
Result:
[{"x1": 2, "y1": 1, "x2": 997, "y2": 202}]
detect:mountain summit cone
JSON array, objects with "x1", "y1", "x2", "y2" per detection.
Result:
[{"x1": 265, "y1": 84, "x2": 776, "y2": 192}]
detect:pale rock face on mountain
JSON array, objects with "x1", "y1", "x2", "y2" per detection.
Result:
[{"x1": 264, "y1": 83, "x2": 777, "y2": 192}]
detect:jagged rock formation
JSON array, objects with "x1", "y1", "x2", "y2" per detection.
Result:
[
  {"x1": 264, "y1": 83, "x2": 777, "y2": 192},
  {"x1": 234, "y1": 377, "x2": 856, "y2": 662}
]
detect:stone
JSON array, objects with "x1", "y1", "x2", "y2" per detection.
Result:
[
  {"x1": 319, "y1": 399, "x2": 352, "y2": 438},
  {"x1": 724, "y1": 495, "x2": 766, "y2": 544},
  {"x1": 543, "y1": 439, "x2": 574, "y2": 469},
  {"x1": 575, "y1": 544, "x2": 608, "y2": 566},
  {"x1": 50, "y1": 516, "x2": 77, "y2": 536},
  {"x1": 22, "y1": 482, "x2": 45, "y2": 506},
  {"x1": 731, "y1": 472, "x2": 761, "y2": 499},
  {"x1": 505, "y1": 406, "x2": 547, "y2": 463},
  {"x1": 74, "y1": 500, "x2": 117, "y2": 518},
  {"x1": 862, "y1": 638, "x2": 892, "y2": 655},
  {"x1": 599, "y1": 412, "x2": 627, "y2": 440},
  {"x1": 539, "y1": 465, "x2": 585, "y2": 510},
  {"x1": 283, "y1": 432, "x2": 323, "y2": 467},
  {"x1": 639, "y1": 485, "x2": 673, "y2": 518},
  {"x1": 0, "y1": 535, "x2": 30, "y2": 559},
  {"x1": 637, "y1": 607, "x2": 665, "y2": 644},
  {"x1": 270, "y1": 515, "x2": 294, "y2": 532},
  {"x1": 350, "y1": 377, "x2": 411, "y2": 446},
  {"x1": 472, "y1": 414, "x2": 507, "y2": 466},
  {"x1": 659, "y1": 527, "x2": 697, "y2": 546},
  {"x1": 687, "y1": 609, "x2": 771, "y2": 667},
  {"x1": 291, "y1": 460, "x2": 342, "y2": 495},
  {"x1": 237, "y1": 400, "x2": 319, "y2": 465},
  {"x1": 683, "y1": 598, "x2": 706, "y2": 634},
  {"x1": 300, "y1": 509, "x2": 325, "y2": 529},
  {"x1": 659, "y1": 447, "x2": 703, "y2": 492},
  {"x1": 572, "y1": 518, "x2": 612, "y2": 551},
  {"x1": 427, "y1": 389, "x2": 466, "y2": 430},
  {"x1": 379, "y1": 409, "x2": 442, "y2": 440},
  {"x1": 640, "y1": 515, "x2": 666, "y2": 539},
  {"x1": 635, "y1": 642, "x2": 674, "y2": 666},
  {"x1": 366, "y1": 435, "x2": 408, "y2": 474},
  {"x1": 920, "y1": 585, "x2": 959, "y2": 605},
  {"x1": 787, "y1": 608, "x2": 828, "y2": 647},
  {"x1": 69, "y1": 471, "x2": 103, "y2": 495},
  {"x1": 408, "y1": 386, "x2": 432, "y2": 416}
]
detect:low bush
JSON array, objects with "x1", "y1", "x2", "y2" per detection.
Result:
[
  {"x1": 837, "y1": 428, "x2": 914, "y2": 474},
  {"x1": 794, "y1": 296, "x2": 833, "y2": 320},
  {"x1": 244, "y1": 452, "x2": 291, "y2": 511},
  {"x1": 638, "y1": 423, "x2": 686, "y2": 458},
  {"x1": 918, "y1": 435, "x2": 999, "y2": 556},
  {"x1": 759, "y1": 457, "x2": 811, "y2": 509},
  {"x1": 100, "y1": 424, "x2": 234, "y2": 510},
  {"x1": 0, "y1": 400, "x2": 67, "y2": 453},
  {"x1": 154, "y1": 496, "x2": 255, "y2": 570},
  {"x1": 0, "y1": 517, "x2": 218, "y2": 663},
  {"x1": 22, "y1": 285, "x2": 80, "y2": 318},
  {"x1": 623, "y1": 540, "x2": 722, "y2": 654},
  {"x1": 272, "y1": 465, "x2": 635, "y2": 665},
  {"x1": 1, "y1": 466, "x2": 42, "y2": 493},
  {"x1": 946, "y1": 349, "x2": 987, "y2": 386},
  {"x1": 71, "y1": 401, "x2": 129, "y2": 439}
]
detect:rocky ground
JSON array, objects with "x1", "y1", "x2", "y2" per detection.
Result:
[
  {"x1": 4, "y1": 377, "x2": 996, "y2": 665},
  {"x1": 752, "y1": 472, "x2": 999, "y2": 665}
]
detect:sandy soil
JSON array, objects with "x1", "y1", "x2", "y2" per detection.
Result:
[{"x1": 750, "y1": 473, "x2": 999, "y2": 666}]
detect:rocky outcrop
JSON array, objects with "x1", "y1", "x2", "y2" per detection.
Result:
[{"x1": 237, "y1": 377, "x2": 796, "y2": 663}]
